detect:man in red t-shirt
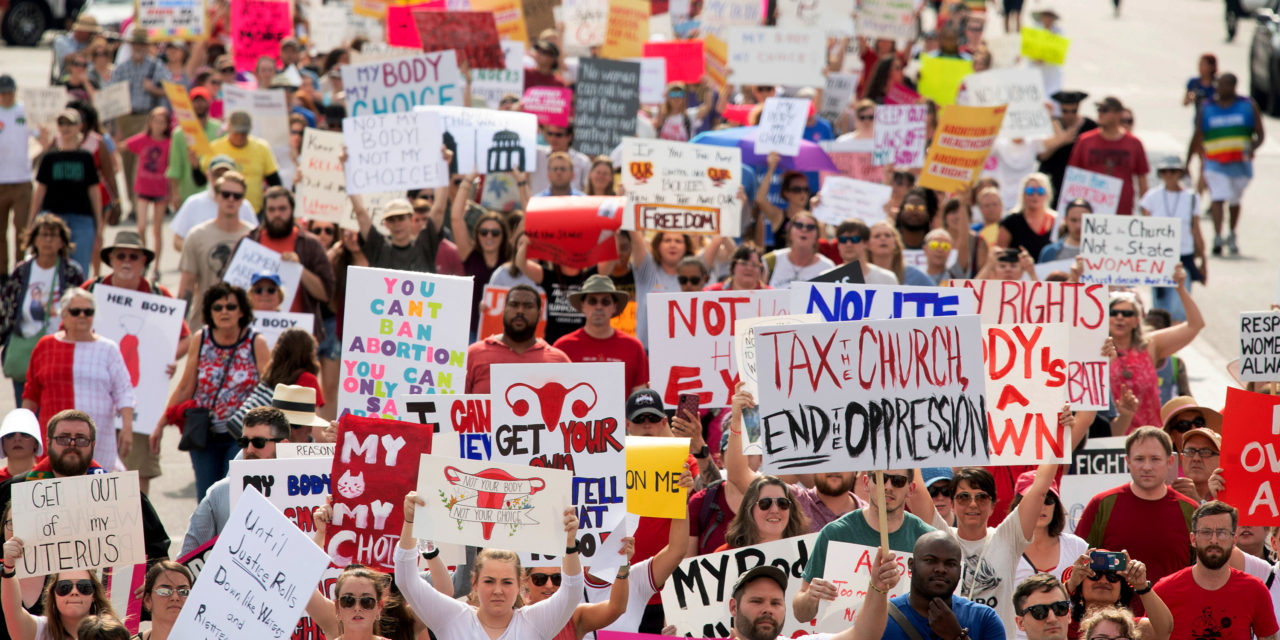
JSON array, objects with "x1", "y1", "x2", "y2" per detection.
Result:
[
  {"x1": 465, "y1": 285, "x2": 571, "y2": 394},
  {"x1": 1067, "y1": 96, "x2": 1150, "y2": 215},
  {"x1": 553, "y1": 275, "x2": 648, "y2": 395},
  {"x1": 1154, "y1": 501, "x2": 1279, "y2": 640}
]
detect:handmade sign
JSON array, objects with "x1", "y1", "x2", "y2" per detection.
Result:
[
  {"x1": 223, "y1": 238, "x2": 303, "y2": 310},
  {"x1": 308, "y1": 5, "x2": 348, "y2": 52},
  {"x1": 812, "y1": 176, "x2": 893, "y2": 226},
  {"x1": 809, "y1": 262, "x2": 867, "y2": 284},
  {"x1": 918, "y1": 56, "x2": 974, "y2": 106},
  {"x1": 948, "y1": 280, "x2": 1109, "y2": 410},
  {"x1": 628, "y1": 57, "x2": 667, "y2": 104},
  {"x1": 416, "y1": 106, "x2": 537, "y2": 173},
  {"x1": 872, "y1": 104, "x2": 928, "y2": 168},
  {"x1": 93, "y1": 82, "x2": 131, "y2": 122},
  {"x1": 820, "y1": 73, "x2": 859, "y2": 124},
  {"x1": 489, "y1": 362, "x2": 627, "y2": 567},
  {"x1": 473, "y1": 41, "x2": 526, "y2": 108},
  {"x1": 704, "y1": 34, "x2": 729, "y2": 86},
  {"x1": 662, "y1": 534, "x2": 818, "y2": 637},
  {"x1": 163, "y1": 82, "x2": 210, "y2": 156},
  {"x1": 230, "y1": 0, "x2": 292, "y2": 72},
  {"x1": 1058, "y1": 166, "x2": 1122, "y2": 215},
  {"x1": 414, "y1": 455, "x2": 572, "y2": 553},
  {"x1": 91, "y1": 285, "x2": 185, "y2": 436},
  {"x1": 754, "y1": 97, "x2": 809, "y2": 157},
  {"x1": 18, "y1": 87, "x2": 68, "y2": 128},
  {"x1": 600, "y1": 0, "x2": 648, "y2": 58},
  {"x1": 1219, "y1": 387, "x2": 1280, "y2": 525},
  {"x1": 402, "y1": 393, "x2": 494, "y2": 460},
  {"x1": 620, "y1": 138, "x2": 741, "y2": 236},
  {"x1": 413, "y1": 11, "x2": 505, "y2": 69},
  {"x1": 137, "y1": 0, "x2": 205, "y2": 40},
  {"x1": 625, "y1": 436, "x2": 690, "y2": 518},
  {"x1": 1239, "y1": 312, "x2": 1280, "y2": 382},
  {"x1": 885, "y1": 82, "x2": 922, "y2": 106},
  {"x1": 385, "y1": 2, "x2": 441, "y2": 47},
  {"x1": 229, "y1": 457, "x2": 331, "y2": 535},
  {"x1": 479, "y1": 285, "x2": 547, "y2": 340},
  {"x1": 776, "y1": 0, "x2": 855, "y2": 36},
  {"x1": 643, "y1": 41, "x2": 704, "y2": 84},
  {"x1": 982, "y1": 323, "x2": 1070, "y2": 465},
  {"x1": 789, "y1": 282, "x2": 978, "y2": 323},
  {"x1": 277, "y1": 442, "x2": 337, "y2": 458},
  {"x1": 726, "y1": 27, "x2": 824, "y2": 87},
  {"x1": 471, "y1": 0, "x2": 528, "y2": 43},
  {"x1": 962, "y1": 68, "x2": 1053, "y2": 139},
  {"x1": 1063, "y1": 436, "x2": 1128, "y2": 532},
  {"x1": 822, "y1": 139, "x2": 885, "y2": 184},
  {"x1": 11, "y1": 472, "x2": 144, "y2": 577},
  {"x1": 1021, "y1": 26, "x2": 1070, "y2": 65},
  {"x1": 698, "y1": 0, "x2": 763, "y2": 39},
  {"x1": 523, "y1": 196, "x2": 622, "y2": 269},
  {"x1": 647, "y1": 290, "x2": 790, "y2": 408},
  {"x1": 857, "y1": 0, "x2": 916, "y2": 41},
  {"x1": 918, "y1": 104, "x2": 1007, "y2": 192},
  {"x1": 295, "y1": 128, "x2": 348, "y2": 225},
  {"x1": 341, "y1": 51, "x2": 464, "y2": 116},
  {"x1": 754, "y1": 314, "x2": 989, "y2": 473},
  {"x1": 561, "y1": 0, "x2": 609, "y2": 54},
  {"x1": 343, "y1": 111, "x2": 448, "y2": 195},
  {"x1": 338, "y1": 267, "x2": 473, "y2": 418},
  {"x1": 221, "y1": 85, "x2": 289, "y2": 156},
  {"x1": 573, "y1": 58, "x2": 640, "y2": 157},
  {"x1": 249, "y1": 311, "x2": 315, "y2": 349},
  {"x1": 734, "y1": 314, "x2": 821, "y2": 397},
  {"x1": 170, "y1": 487, "x2": 329, "y2": 638},
  {"x1": 523, "y1": 0, "x2": 556, "y2": 40},
  {"x1": 522, "y1": 86, "x2": 573, "y2": 127},
  {"x1": 814, "y1": 542, "x2": 912, "y2": 632},
  {"x1": 1079, "y1": 215, "x2": 1180, "y2": 287}
]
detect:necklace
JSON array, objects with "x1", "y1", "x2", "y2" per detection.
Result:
[{"x1": 1162, "y1": 189, "x2": 1183, "y2": 218}]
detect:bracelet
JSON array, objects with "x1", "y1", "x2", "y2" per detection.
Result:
[
  {"x1": 566, "y1": 542, "x2": 580, "y2": 555},
  {"x1": 868, "y1": 584, "x2": 887, "y2": 595},
  {"x1": 1, "y1": 564, "x2": 15, "y2": 579},
  {"x1": 729, "y1": 427, "x2": 742, "y2": 436},
  {"x1": 1134, "y1": 581, "x2": 1153, "y2": 595},
  {"x1": 517, "y1": 180, "x2": 529, "y2": 187},
  {"x1": 422, "y1": 548, "x2": 440, "y2": 560}
]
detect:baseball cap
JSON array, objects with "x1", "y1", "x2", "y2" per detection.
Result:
[
  {"x1": 57, "y1": 108, "x2": 82, "y2": 125},
  {"x1": 1014, "y1": 469, "x2": 1060, "y2": 500},
  {"x1": 1095, "y1": 96, "x2": 1125, "y2": 112},
  {"x1": 921, "y1": 467, "x2": 953, "y2": 488},
  {"x1": 1180, "y1": 427, "x2": 1221, "y2": 454},
  {"x1": 208, "y1": 155, "x2": 238, "y2": 172},
  {"x1": 731, "y1": 566, "x2": 788, "y2": 599},
  {"x1": 380, "y1": 199, "x2": 413, "y2": 222},
  {"x1": 0, "y1": 75, "x2": 15, "y2": 93},
  {"x1": 189, "y1": 86, "x2": 213, "y2": 102},
  {"x1": 1155, "y1": 155, "x2": 1186, "y2": 173},
  {"x1": 625, "y1": 389, "x2": 665, "y2": 422},
  {"x1": 251, "y1": 272, "x2": 283, "y2": 287},
  {"x1": 228, "y1": 110, "x2": 252, "y2": 134}
]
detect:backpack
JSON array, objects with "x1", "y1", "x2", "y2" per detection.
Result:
[{"x1": 697, "y1": 479, "x2": 726, "y2": 552}]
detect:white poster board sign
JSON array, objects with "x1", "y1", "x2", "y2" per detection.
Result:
[
  {"x1": 249, "y1": 311, "x2": 315, "y2": 349},
  {"x1": 775, "y1": 0, "x2": 855, "y2": 36},
  {"x1": 813, "y1": 176, "x2": 893, "y2": 226},
  {"x1": 873, "y1": 104, "x2": 928, "y2": 168},
  {"x1": 820, "y1": 73, "x2": 859, "y2": 123},
  {"x1": 94, "y1": 82, "x2": 132, "y2": 122},
  {"x1": 627, "y1": 56, "x2": 668, "y2": 104},
  {"x1": 19, "y1": 87, "x2": 69, "y2": 128},
  {"x1": 415, "y1": 106, "x2": 538, "y2": 173},
  {"x1": 789, "y1": 282, "x2": 978, "y2": 323},
  {"x1": 277, "y1": 442, "x2": 337, "y2": 458},
  {"x1": 11, "y1": 472, "x2": 145, "y2": 577},
  {"x1": 962, "y1": 68, "x2": 1053, "y2": 139},
  {"x1": 223, "y1": 237, "x2": 304, "y2": 310},
  {"x1": 1239, "y1": 312, "x2": 1280, "y2": 382},
  {"x1": 228, "y1": 458, "x2": 332, "y2": 531},
  {"x1": 1080, "y1": 215, "x2": 1180, "y2": 287},
  {"x1": 343, "y1": 111, "x2": 448, "y2": 194},
  {"x1": 857, "y1": 0, "x2": 917, "y2": 41},
  {"x1": 620, "y1": 137, "x2": 742, "y2": 235},
  {"x1": 473, "y1": 41, "x2": 526, "y2": 108},
  {"x1": 295, "y1": 128, "x2": 348, "y2": 226},
  {"x1": 92, "y1": 284, "x2": 185, "y2": 436},
  {"x1": 1058, "y1": 166, "x2": 1123, "y2": 215},
  {"x1": 222, "y1": 85, "x2": 290, "y2": 157},
  {"x1": 340, "y1": 51, "x2": 465, "y2": 115},
  {"x1": 815, "y1": 542, "x2": 912, "y2": 632},
  {"x1": 734, "y1": 313, "x2": 822, "y2": 397},
  {"x1": 983, "y1": 323, "x2": 1071, "y2": 465},
  {"x1": 726, "y1": 27, "x2": 825, "y2": 87},
  {"x1": 754, "y1": 97, "x2": 810, "y2": 157}
]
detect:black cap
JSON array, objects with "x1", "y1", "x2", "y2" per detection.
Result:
[
  {"x1": 1064, "y1": 198, "x2": 1093, "y2": 212},
  {"x1": 0, "y1": 74, "x2": 15, "y2": 93},
  {"x1": 625, "y1": 389, "x2": 665, "y2": 422},
  {"x1": 1094, "y1": 96, "x2": 1125, "y2": 112},
  {"x1": 732, "y1": 566, "x2": 789, "y2": 599},
  {"x1": 1050, "y1": 90, "x2": 1088, "y2": 104}
]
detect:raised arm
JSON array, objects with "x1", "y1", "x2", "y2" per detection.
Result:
[
  {"x1": 514, "y1": 235, "x2": 545, "y2": 283},
  {"x1": 1126, "y1": 558, "x2": 1171, "y2": 640},
  {"x1": 832, "y1": 548, "x2": 900, "y2": 640},
  {"x1": 452, "y1": 172, "x2": 481, "y2": 259},
  {"x1": 724, "y1": 382, "x2": 759, "y2": 494},
  {"x1": 1149, "y1": 264, "x2": 1204, "y2": 361},
  {"x1": 394, "y1": 492, "x2": 472, "y2": 629},
  {"x1": 572, "y1": 536, "x2": 635, "y2": 636},
  {"x1": 754, "y1": 153, "x2": 786, "y2": 230},
  {"x1": 2, "y1": 538, "x2": 38, "y2": 640},
  {"x1": 1015, "y1": 464, "x2": 1057, "y2": 540}
]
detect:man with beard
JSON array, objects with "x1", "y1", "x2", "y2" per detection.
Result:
[
  {"x1": 730, "y1": 564, "x2": 865, "y2": 640},
  {"x1": 893, "y1": 188, "x2": 937, "y2": 250},
  {"x1": 464, "y1": 285, "x2": 570, "y2": 394},
  {"x1": 553, "y1": 275, "x2": 648, "y2": 395},
  {"x1": 166, "y1": 86, "x2": 222, "y2": 208},
  {"x1": 179, "y1": 407, "x2": 292, "y2": 556},
  {"x1": 178, "y1": 171, "x2": 256, "y2": 328},
  {"x1": 230, "y1": 186, "x2": 335, "y2": 340},
  {"x1": 849, "y1": 531, "x2": 1004, "y2": 640},
  {"x1": 1153, "y1": 501, "x2": 1277, "y2": 640}
]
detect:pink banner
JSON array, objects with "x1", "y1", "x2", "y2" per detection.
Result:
[
  {"x1": 231, "y1": 0, "x2": 292, "y2": 72},
  {"x1": 642, "y1": 40, "x2": 704, "y2": 84},
  {"x1": 522, "y1": 86, "x2": 573, "y2": 127},
  {"x1": 386, "y1": 1, "x2": 444, "y2": 48}
]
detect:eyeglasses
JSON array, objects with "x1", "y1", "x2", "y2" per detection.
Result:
[
  {"x1": 838, "y1": 235, "x2": 864, "y2": 244},
  {"x1": 1182, "y1": 446, "x2": 1218, "y2": 459},
  {"x1": 1194, "y1": 528, "x2": 1236, "y2": 540},
  {"x1": 873, "y1": 473, "x2": 911, "y2": 488},
  {"x1": 237, "y1": 436, "x2": 286, "y2": 449},
  {"x1": 113, "y1": 251, "x2": 144, "y2": 262},
  {"x1": 677, "y1": 275, "x2": 704, "y2": 286},
  {"x1": 1109, "y1": 308, "x2": 1137, "y2": 318},
  {"x1": 857, "y1": 113, "x2": 875, "y2": 121},
  {"x1": 477, "y1": 228, "x2": 503, "y2": 237},
  {"x1": 529, "y1": 572, "x2": 562, "y2": 587},
  {"x1": 785, "y1": 186, "x2": 810, "y2": 195},
  {"x1": 1024, "y1": 186, "x2": 1047, "y2": 196},
  {"x1": 311, "y1": 226, "x2": 336, "y2": 236},
  {"x1": 212, "y1": 303, "x2": 239, "y2": 312},
  {"x1": 927, "y1": 240, "x2": 951, "y2": 252},
  {"x1": 756, "y1": 497, "x2": 792, "y2": 511},
  {"x1": 252, "y1": 286, "x2": 279, "y2": 295},
  {"x1": 338, "y1": 594, "x2": 379, "y2": 609},
  {"x1": 953, "y1": 491, "x2": 992, "y2": 505},
  {"x1": 153, "y1": 586, "x2": 191, "y2": 598},
  {"x1": 66, "y1": 307, "x2": 95, "y2": 317},
  {"x1": 630, "y1": 414, "x2": 664, "y2": 424},
  {"x1": 792, "y1": 222, "x2": 818, "y2": 232},
  {"x1": 1086, "y1": 570, "x2": 1123, "y2": 583},
  {"x1": 1018, "y1": 600, "x2": 1070, "y2": 620},
  {"x1": 218, "y1": 190, "x2": 245, "y2": 201},
  {"x1": 52, "y1": 434, "x2": 94, "y2": 447},
  {"x1": 54, "y1": 580, "x2": 95, "y2": 597},
  {"x1": 927, "y1": 484, "x2": 950, "y2": 498},
  {"x1": 1170, "y1": 415, "x2": 1206, "y2": 433}
]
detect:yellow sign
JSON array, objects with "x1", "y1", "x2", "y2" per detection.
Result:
[
  {"x1": 163, "y1": 82, "x2": 211, "y2": 157},
  {"x1": 1021, "y1": 26, "x2": 1070, "y2": 65},
  {"x1": 610, "y1": 299, "x2": 637, "y2": 335},
  {"x1": 918, "y1": 104, "x2": 1007, "y2": 193},
  {"x1": 705, "y1": 35, "x2": 728, "y2": 87},
  {"x1": 600, "y1": 0, "x2": 648, "y2": 59},
  {"x1": 472, "y1": 0, "x2": 529, "y2": 44},
  {"x1": 625, "y1": 436, "x2": 690, "y2": 519},
  {"x1": 917, "y1": 55, "x2": 973, "y2": 106}
]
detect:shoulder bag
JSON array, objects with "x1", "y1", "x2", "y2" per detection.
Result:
[{"x1": 178, "y1": 329, "x2": 238, "y2": 451}]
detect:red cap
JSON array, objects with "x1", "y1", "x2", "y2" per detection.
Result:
[
  {"x1": 189, "y1": 86, "x2": 212, "y2": 102},
  {"x1": 1014, "y1": 470, "x2": 1060, "y2": 500}
]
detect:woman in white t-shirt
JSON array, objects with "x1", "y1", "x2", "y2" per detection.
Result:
[
  {"x1": 766, "y1": 212, "x2": 834, "y2": 288},
  {"x1": 3, "y1": 535, "x2": 118, "y2": 640},
  {"x1": 1011, "y1": 470, "x2": 1089, "y2": 640}
]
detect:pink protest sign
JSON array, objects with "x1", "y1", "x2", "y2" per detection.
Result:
[
  {"x1": 522, "y1": 86, "x2": 573, "y2": 127},
  {"x1": 884, "y1": 82, "x2": 921, "y2": 105},
  {"x1": 642, "y1": 40, "x2": 705, "y2": 84},
  {"x1": 230, "y1": 0, "x2": 292, "y2": 72},
  {"x1": 386, "y1": 1, "x2": 443, "y2": 48}
]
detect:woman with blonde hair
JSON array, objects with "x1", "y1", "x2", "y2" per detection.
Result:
[
  {"x1": 656, "y1": 82, "x2": 713, "y2": 141},
  {"x1": 996, "y1": 172, "x2": 1057, "y2": 261},
  {"x1": 867, "y1": 221, "x2": 933, "y2": 286},
  {"x1": 717, "y1": 476, "x2": 810, "y2": 551},
  {"x1": 1078, "y1": 605, "x2": 1141, "y2": 640}
]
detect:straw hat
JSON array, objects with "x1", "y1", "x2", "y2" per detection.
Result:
[{"x1": 271, "y1": 384, "x2": 329, "y2": 428}]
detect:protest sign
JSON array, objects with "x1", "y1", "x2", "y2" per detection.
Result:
[
  {"x1": 1021, "y1": 26, "x2": 1070, "y2": 65},
  {"x1": 479, "y1": 285, "x2": 547, "y2": 340},
  {"x1": 295, "y1": 128, "x2": 348, "y2": 225},
  {"x1": 643, "y1": 41, "x2": 704, "y2": 84},
  {"x1": 11, "y1": 472, "x2": 144, "y2": 577},
  {"x1": 413, "y1": 455, "x2": 572, "y2": 553},
  {"x1": 413, "y1": 11, "x2": 505, "y2": 69},
  {"x1": 176, "y1": 537, "x2": 215, "y2": 579},
  {"x1": 402, "y1": 393, "x2": 494, "y2": 460},
  {"x1": 948, "y1": 280, "x2": 1109, "y2": 410},
  {"x1": 600, "y1": 0, "x2": 648, "y2": 58},
  {"x1": 734, "y1": 314, "x2": 822, "y2": 397},
  {"x1": 18, "y1": 87, "x2": 68, "y2": 128},
  {"x1": 417, "y1": 106, "x2": 537, "y2": 173},
  {"x1": 885, "y1": 82, "x2": 922, "y2": 106},
  {"x1": 170, "y1": 487, "x2": 329, "y2": 639},
  {"x1": 163, "y1": 82, "x2": 210, "y2": 156},
  {"x1": 385, "y1": 2, "x2": 439, "y2": 47},
  {"x1": 918, "y1": 104, "x2": 1006, "y2": 192},
  {"x1": 789, "y1": 282, "x2": 978, "y2": 323},
  {"x1": 221, "y1": 85, "x2": 289, "y2": 158},
  {"x1": 809, "y1": 262, "x2": 867, "y2": 284},
  {"x1": 663, "y1": 534, "x2": 818, "y2": 637},
  {"x1": 562, "y1": 0, "x2": 609, "y2": 54},
  {"x1": 620, "y1": 138, "x2": 742, "y2": 235},
  {"x1": 814, "y1": 542, "x2": 912, "y2": 632},
  {"x1": 698, "y1": 0, "x2": 763, "y2": 39},
  {"x1": 573, "y1": 58, "x2": 640, "y2": 157},
  {"x1": 628, "y1": 57, "x2": 667, "y2": 104},
  {"x1": 523, "y1": 0, "x2": 555, "y2": 40},
  {"x1": 918, "y1": 56, "x2": 974, "y2": 106},
  {"x1": 1058, "y1": 166, "x2": 1123, "y2": 215},
  {"x1": 343, "y1": 111, "x2": 448, "y2": 195},
  {"x1": 822, "y1": 138, "x2": 886, "y2": 184},
  {"x1": 1079, "y1": 215, "x2": 1179, "y2": 287},
  {"x1": 647, "y1": 290, "x2": 790, "y2": 407},
  {"x1": 704, "y1": 34, "x2": 729, "y2": 86},
  {"x1": 92, "y1": 285, "x2": 185, "y2": 436},
  {"x1": 754, "y1": 97, "x2": 809, "y2": 157},
  {"x1": 93, "y1": 82, "x2": 131, "y2": 122},
  {"x1": 726, "y1": 27, "x2": 824, "y2": 87},
  {"x1": 473, "y1": 41, "x2": 526, "y2": 108},
  {"x1": 230, "y1": 0, "x2": 291, "y2": 72},
  {"x1": 1239, "y1": 312, "x2": 1280, "y2": 382},
  {"x1": 223, "y1": 238, "x2": 304, "y2": 310},
  {"x1": 754, "y1": 314, "x2": 988, "y2": 473},
  {"x1": 625, "y1": 436, "x2": 690, "y2": 518},
  {"x1": 137, "y1": 0, "x2": 205, "y2": 40},
  {"x1": 982, "y1": 323, "x2": 1070, "y2": 465},
  {"x1": 1219, "y1": 387, "x2": 1280, "y2": 525},
  {"x1": 341, "y1": 51, "x2": 464, "y2": 116},
  {"x1": 962, "y1": 68, "x2": 1053, "y2": 139},
  {"x1": 523, "y1": 196, "x2": 621, "y2": 268},
  {"x1": 278, "y1": 442, "x2": 337, "y2": 458},
  {"x1": 490, "y1": 362, "x2": 628, "y2": 567},
  {"x1": 858, "y1": 0, "x2": 916, "y2": 41},
  {"x1": 1063, "y1": 436, "x2": 1128, "y2": 533},
  {"x1": 522, "y1": 86, "x2": 573, "y2": 127},
  {"x1": 872, "y1": 104, "x2": 928, "y2": 168},
  {"x1": 308, "y1": 5, "x2": 348, "y2": 51},
  {"x1": 249, "y1": 311, "x2": 315, "y2": 349},
  {"x1": 229, "y1": 457, "x2": 331, "y2": 534},
  {"x1": 471, "y1": 0, "x2": 528, "y2": 43},
  {"x1": 338, "y1": 267, "x2": 472, "y2": 418},
  {"x1": 813, "y1": 177, "x2": 893, "y2": 226},
  {"x1": 776, "y1": 0, "x2": 855, "y2": 36},
  {"x1": 820, "y1": 73, "x2": 859, "y2": 123}
]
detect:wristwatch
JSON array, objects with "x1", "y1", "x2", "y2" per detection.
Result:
[
  {"x1": 1134, "y1": 581, "x2": 1153, "y2": 595},
  {"x1": 616, "y1": 564, "x2": 631, "y2": 580},
  {"x1": 692, "y1": 444, "x2": 710, "y2": 459}
]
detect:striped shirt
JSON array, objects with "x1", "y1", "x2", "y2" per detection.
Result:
[{"x1": 1201, "y1": 96, "x2": 1255, "y2": 167}]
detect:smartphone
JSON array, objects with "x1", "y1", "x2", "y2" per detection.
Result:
[
  {"x1": 997, "y1": 249, "x2": 1020, "y2": 263},
  {"x1": 1089, "y1": 550, "x2": 1127, "y2": 572},
  {"x1": 1167, "y1": 452, "x2": 1181, "y2": 484},
  {"x1": 678, "y1": 393, "x2": 701, "y2": 421}
]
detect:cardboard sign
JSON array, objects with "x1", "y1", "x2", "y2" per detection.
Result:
[
  {"x1": 277, "y1": 442, "x2": 337, "y2": 458},
  {"x1": 789, "y1": 282, "x2": 978, "y2": 323},
  {"x1": 473, "y1": 41, "x2": 526, "y2": 108},
  {"x1": 489, "y1": 362, "x2": 628, "y2": 567},
  {"x1": 413, "y1": 455, "x2": 572, "y2": 553},
  {"x1": 523, "y1": 196, "x2": 622, "y2": 269},
  {"x1": 163, "y1": 82, "x2": 210, "y2": 156},
  {"x1": 820, "y1": 73, "x2": 859, "y2": 124},
  {"x1": 1240, "y1": 312, "x2": 1280, "y2": 382},
  {"x1": 776, "y1": 0, "x2": 855, "y2": 37},
  {"x1": 19, "y1": 87, "x2": 68, "y2": 129},
  {"x1": 620, "y1": 138, "x2": 742, "y2": 235},
  {"x1": 230, "y1": 0, "x2": 292, "y2": 72},
  {"x1": 885, "y1": 82, "x2": 922, "y2": 106},
  {"x1": 625, "y1": 436, "x2": 690, "y2": 518},
  {"x1": 872, "y1": 104, "x2": 927, "y2": 168},
  {"x1": 229, "y1": 457, "x2": 332, "y2": 534},
  {"x1": 698, "y1": 0, "x2": 763, "y2": 39},
  {"x1": 813, "y1": 176, "x2": 893, "y2": 226},
  {"x1": 295, "y1": 128, "x2": 348, "y2": 225},
  {"x1": 522, "y1": 86, "x2": 574, "y2": 127},
  {"x1": 401, "y1": 393, "x2": 494, "y2": 460},
  {"x1": 416, "y1": 106, "x2": 537, "y2": 173},
  {"x1": 341, "y1": 51, "x2": 464, "y2": 116},
  {"x1": 815, "y1": 542, "x2": 912, "y2": 632},
  {"x1": 918, "y1": 56, "x2": 973, "y2": 107},
  {"x1": 562, "y1": 0, "x2": 609, "y2": 53},
  {"x1": 600, "y1": 0, "x2": 649, "y2": 59},
  {"x1": 523, "y1": 0, "x2": 556, "y2": 40},
  {"x1": 11, "y1": 472, "x2": 144, "y2": 577},
  {"x1": 662, "y1": 535, "x2": 818, "y2": 637},
  {"x1": 94, "y1": 82, "x2": 131, "y2": 122},
  {"x1": 249, "y1": 311, "x2": 315, "y2": 349},
  {"x1": 734, "y1": 314, "x2": 822, "y2": 397},
  {"x1": 137, "y1": 0, "x2": 205, "y2": 40},
  {"x1": 223, "y1": 237, "x2": 303, "y2": 310},
  {"x1": 343, "y1": 111, "x2": 448, "y2": 195},
  {"x1": 948, "y1": 280, "x2": 1109, "y2": 410},
  {"x1": 754, "y1": 97, "x2": 809, "y2": 157},
  {"x1": 385, "y1": 2, "x2": 440, "y2": 47},
  {"x1": 962, "y1": 68, "x2": 1053, "y2": 139},
  {"x1": 1219, "y1": 387, "x2": 1280, "y2": 525},
  {"x1": 726, "y1": 27, "x2": 825, "y2": 87},
  {"x1": 704, "y1": 34, "x2": 729, "y2": 86},
  {"x1": 1058, "y1": 166, "x2": 1123, "y2": 215},
  {"x1": 307, "y1": 5, "x2": 348, "y2": 52},
  {"x1": 338, "y1": 267, "x2": 473, "y2": 418},
  {"x1": 647, "y1": 290, "x2": 790, "y2": 408},
  {"x1": 983, "y1": 323, "x2": 1070, "y2": 465},
  {"x1": 643, "y1": 41, "x2": 704, "y2": 84},
  {"x1": 471, "y1": 0, "x2": 529, "y2": 44},
  {"x1": 628, "y1": 57, "x2": 668, "y2": 104},
  {"x1": 413, "y1": 11, "x2": 505, "y2": 69},
  {"x1": 755, "y1": 314, "x2": 989, "y2": 473},
  {"x1": 573, "y1": 58, "x2": 640, "y2": 157},
  {"x1": 1079, "y1": 216, "x2": 1180, "y2": 287},
  {"x1": 919, "y1": 104, "x2": 1007, "y2": 192},
  {"x1": 221, "y1": 84, "x2": 290, "y2": 158},
  {"x1": 858, "y1": 0, "x2": 917, "y2": 41},
  {"x1": 479, "y1": 285, "x2": 547, "y2": 340},
  {"x1": 171, "y1": 487, "x2": 329, "y2": 638},
  {"x1": 1021, "y1": 26, "x2": 1070, "y2": 65},
  {"x1": 92, "y1": 285, "x2": 185, "y2": 436}
]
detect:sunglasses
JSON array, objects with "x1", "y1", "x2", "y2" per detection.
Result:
[
  {"x1": 52, "y1": 435, "x2": 94, "y2": 447},
  {"x1": 153, "y1": 586, "x2": 191, "y2": 598},
  {"x1": 582, "y1": 296, "x2": 614, "y2": 307},
  {"x1": 953, "y1": 491, "x2": 992, "y2": 504},
  {"x1": 792, "y1": 222, "x2": 818, "y2": 232},
  {"x1": 756, "y1": 497, "x2": 792, "y2": 511},
  {"x1": 927, "y1": 241, "x2": 951, "y2": 252},
  {"x1": 67, "y1": 307, "x2": 95, "y2": 317},
  {"x1": 1087, "y1": 571, "x2": 1123, "y2": 583},
  {"x1": 212, "y1": 303, "x2": 239, "y2": 312},
  {"x1": 311, "y1": 226, "x2": 337, "y2": 236},
  {"x1": 927, "y1": 484, "x2": 950, "y2": 498},
  {"x1": 220, "y1": 67, "x2": 236, "y2": 74},
  {"x1": 857, "y1": 113, "x2": 874, "y2": 121},
  {"x1": 54, "y1": 580, "x2": 95, "y2": 597},
  {"x1": 1024, "y1": 186, "x2": 1047, "y2": 196},
  {"x1": 902, "y1": 203, "x2": 926, "y2": 213},
  {"x1": 785, "y1": 186, "x2": 810, "y2": 195},
  {"x1": 218, "y1": 190, "x2": 245, "y2": 201},
  {"x1": 252, "y1": 286, "x2": 279, "y2": 295},
  {"x1": 113, "y1": 251, "x2": 144, "y2": 262},
  {"x1": 677, "y1": 275, "x2": 704, "y2": 286},
  {"x1": 237, "y1": 436, "x2": 285, "y2": 449},
  {"x1": 477, "y1": 228, "x2": 503, "y2": 237},
  {"x1": 1170, "y1": 415, "x2": 1206, "y2": 433},
  {"x1": 1109, "y1": 308, "x2": 1137, "y2": 318},
  {"x1": 668, "y1": 90, "x2": 685, "y2": 99},
  {"x1": 529, "y1": 572, "x2": 562, "y2": 587},
  {"x1": 69, "y1": 61, "x2": 88, "y2": 68},
  {"x1": 1019, "y1": 600, "x2": 1070, "y2": 620},
  {"x1": 290, "y1": 129, "x2": 305, "y2": 135},
  {"x1": 339, "y1": 594, "x2": 379, "y2": 609},
  {"x1": 631, "y1": 413, "x2": 664, "y2": 424},
  {"x1": 874, "y1": 473, "x2": 911, "y2": 488}
]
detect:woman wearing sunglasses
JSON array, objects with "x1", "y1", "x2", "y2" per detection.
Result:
[
  {"x1": 996, "y1": 173, "x2": 1057, "y2": 262},
  {"x1": 1062, "y1": 551, "x2": 1171, "y2": 640},
  {"x1": 756, "y1": 152, "x2": 814, "y2": 252},
  {"x1": 3, "y1": 534, "x2": 119, "y2": 640},
  {"x1": 716, "y1": 476, "x2": 810, "y2": 552},
  {"x1": 134, "y1": 561, "x2": 193, "y2": 640},
  {"x1": 766, "y1": 212, "x2": 833, "y2": 288}
]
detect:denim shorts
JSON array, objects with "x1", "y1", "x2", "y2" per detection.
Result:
[{"x1": 317, "y1": 315, "x2": 341, "y2": 360}]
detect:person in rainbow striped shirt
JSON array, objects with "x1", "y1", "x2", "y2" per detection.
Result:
[{"x1": 1189, "y1": 73, "x2": 1265, "y2": 256}]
